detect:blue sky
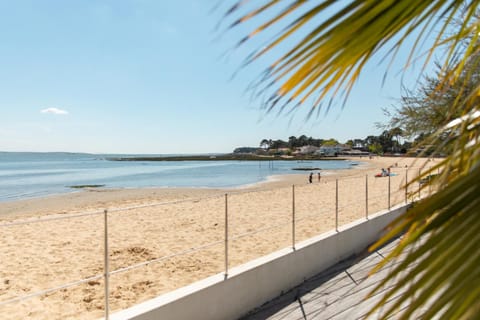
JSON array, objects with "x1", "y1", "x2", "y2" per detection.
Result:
[{"x1": 0, "y1": 1, "x2": 432, "y2": 154}]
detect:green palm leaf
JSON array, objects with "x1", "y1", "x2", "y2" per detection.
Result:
[
  {"x1": 225, "y1": 0, "x2": 480, "y2": 111},
  {"x1": 223, "y1": 1, "x2": 480, "y2": 319}
]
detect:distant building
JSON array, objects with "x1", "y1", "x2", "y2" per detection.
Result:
[
  {"x1": 352, "y1": 139, "x2": 367, "y2": 150},
  {"x1": 296, "y1": 145, "x2": 319, "y2": 155},
  {"x1": 316, "y1": 144, "x2": 347, "y2": 156}
]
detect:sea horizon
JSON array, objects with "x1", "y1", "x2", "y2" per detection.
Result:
[{"x1": 0, "y1": 150, "x2": 226, "y2": 157}]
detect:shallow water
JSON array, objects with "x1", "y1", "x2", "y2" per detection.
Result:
[{"x1": 0, "y1": 152, "x2": 358, "y2": 202}]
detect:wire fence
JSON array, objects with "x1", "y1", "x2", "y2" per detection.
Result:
[{"x1": 0, "y1": 166, "x2": 435, "y2": 320}]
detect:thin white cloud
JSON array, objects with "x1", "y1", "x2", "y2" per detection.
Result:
[{"x1": 40, "y1": 107, "x2": 69, "y2": 115}]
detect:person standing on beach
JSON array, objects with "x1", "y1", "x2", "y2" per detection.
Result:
[
  {"x1": 317, "y1": 172, "x2": 321, "y2": 182},
  {"x1": 309, "y1": 172, "x2": 313, "y2": 183}
]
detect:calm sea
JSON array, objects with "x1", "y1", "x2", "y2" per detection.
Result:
[{"x1": 0, "y1": 152, "x2": 359, "y2": 202}]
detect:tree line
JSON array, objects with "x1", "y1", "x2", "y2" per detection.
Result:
[
  {"x1": 258, "y1": 129, "x2": 413, "y2": 155},
  {"x1": 259, "y1": 135, "x2": 336, "y2": 149}
]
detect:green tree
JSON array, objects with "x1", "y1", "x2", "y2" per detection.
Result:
[
  {"x1": 378, "y1": 130, "x2": 394, "y2": 153},
  {"x1": 382, "y1": 55, "x2": 480, "y2": 156},
  {"x1": 322, "y1": 138, "x2": 339, "y2": 146},
  {"x1": 297, "y1": 134, "x2": 308, "y2": 146},
  {"x1": 224, "y1": 1, "x2": 480, "y2": 318},
  {"x1": 287, "y1": 136, "x2": 297, "y2": 149},
  {"x1": 400, "y1": 141, "x2": 413, "y2": 154},
  {"x1": 368, "y1": 142, "x2": 383, "y2": 155},
  {"x1": 259, "y1": 139, "x2": 272, "y2": 150},
  {"x1": 364, "y1": 135, "x2": 380, "y2": 147},
  {"x1": 270, "y1": 139, "x2": 288, "y2": 149},
  {"x1": 383, "y1": 74, "x2": 458, "y2": 138},
  {"x1": 389, "y1": 127, "x2": 403, "y2": 153}
]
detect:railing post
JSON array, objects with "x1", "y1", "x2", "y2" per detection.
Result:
[
  {"x1": 335, "y1": 179, "x2": 338, "y2": 232},
  {"x1": 365, "y1": 174, "x2": 368, "y2": 219},
  {"x1": 292, "y1": 185, "x2": 295, "y2": 250},
  {"x1": 388, "y1": 174, "x2": 391, "y2": 210},
  {"x1": 437, "y1": 167, "x2": 440, "y2": 191},
  {"x1": 428, "y1": 167, "x2": 432, "y2": 195},
  {"x1": 104, "y1": 209, "x2": 110, "y2": 320},
  {"x1": 405, "y1": 169, "x2": 408, "y2": 204},
  {"x1": 224, "y1": 194, "x2": 228, "y2": 279},
  {"x1": 418, "y1": 168, "x2": 421, "y2": 201}
]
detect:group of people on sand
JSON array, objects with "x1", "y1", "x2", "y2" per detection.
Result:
[
  {"x1": 380, "y1": 167, "x2": 391, "y2": 177},
  {"x1": 308, "y1": 171, "x2": 321, "y2": 183},
  {"x1": 376, "y1": 162, "x2": 405, "y2": 177}
]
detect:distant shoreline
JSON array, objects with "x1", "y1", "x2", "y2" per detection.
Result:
[{"x1": 107, "y1": 154, "x2": 349, "y2": 162}]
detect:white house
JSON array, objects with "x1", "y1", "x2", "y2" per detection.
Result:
[
  {"x1": 316, "y1": 144, "x2": 347, "y2": 156},
  {"x1": 296, "y1": 145, "x2": 319, "y2": 155}
]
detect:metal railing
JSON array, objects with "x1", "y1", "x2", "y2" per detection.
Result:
[{"x1": 0, "y1": 166, "x2": 435, "y2": 319}]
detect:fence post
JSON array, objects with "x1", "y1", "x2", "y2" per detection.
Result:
[
  {"x1": 224, "y1": 194, "x2": 228, "y2": 279},
  {"x1": 388, "y1": 174, "x2": 391, "y2": 210},
  {"x1": 104, "y1": 209, "x2": 110, "y2": 320},
  {"x1": 437, "y1": 167, "x2": 440, "y2": 191},
  {"x1": 335, "y1": 179, "x2": 338, "y2": 232},
  {"x1": 292, "y1": 185, "x2": 295, "y2": 250},
  {"x1": 365, "y1": 174, "x2": 368, "y2": 219},
  {"x1": 418, "y1": 168, "x2": 421, "y2": 201},
  {"x1": 405, "y1": 169, "x2": 408, "y2": 204},
  {"x1": 429, "y1": 167, "x2": 432, "y2": 195}
]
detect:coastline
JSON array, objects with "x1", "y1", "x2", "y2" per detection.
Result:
[
  {"x1": 106, "y1": 154, "x2": 350, "y2": 162},
  {"x1": 0, "y1": 156, "x2": 431, "y2": 222}
]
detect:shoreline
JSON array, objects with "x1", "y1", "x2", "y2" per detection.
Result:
[
  {"x1": 0, "y1": 156, "x2": 364, "y2": 204},
  {"x1": 106, "y1": 154, "x2": 350, "y2": 162},
  {"x1": 0, "y1": 156, "x2": 419, "y2": 222},
  {"x1": 0, "y1": 156, "x2": 421, "y2": 222}
]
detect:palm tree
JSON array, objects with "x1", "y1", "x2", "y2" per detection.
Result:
[{"x1": 222, "y1": 1, "x2": 480, "y2": 318}]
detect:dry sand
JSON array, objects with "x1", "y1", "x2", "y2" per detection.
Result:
[{"x1": 0, "y1": 156, "x2": 437, "y2": 319}]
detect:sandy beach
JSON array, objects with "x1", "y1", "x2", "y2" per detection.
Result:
[{"x1": 0, "y1": 156, "x2": 436, "y2": 319}]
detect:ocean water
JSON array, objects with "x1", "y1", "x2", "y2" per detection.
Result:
[{"x1": 0, "y1": 152, "x2": 359, "y2": 202}]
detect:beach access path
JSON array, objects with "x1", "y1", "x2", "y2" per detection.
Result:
[{"x1": 241, "y1": 237, "x2": 418, "y2": 320}]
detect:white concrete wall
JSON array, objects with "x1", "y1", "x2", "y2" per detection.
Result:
[{"x1": 110, "y1": 204, "x2": 408, "y2": 320}]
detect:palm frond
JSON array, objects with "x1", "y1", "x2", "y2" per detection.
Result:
[
  {"x1": 366, "y1": 162, "x2": 480, "y2": 319},
  {"x1": 225, "y1": 0, "x2": 480, "y2": 114},
  {"x1": 224, "y1": 1, "x2": 480, "y2": 319}
]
